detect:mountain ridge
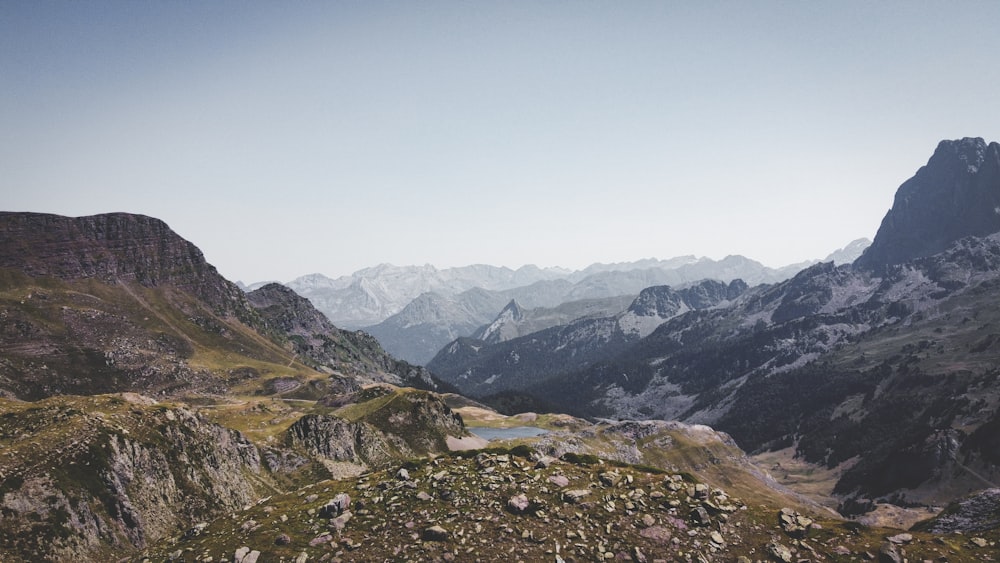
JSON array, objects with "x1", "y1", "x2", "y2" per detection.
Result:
[
  {"x1": 274, "y1": 241, "x2": 869, "y2": 333},
  {"x1": 427, "y1": 138, "x2": 1000, "y2": 515}
]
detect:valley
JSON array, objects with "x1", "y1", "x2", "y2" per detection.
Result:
[{"x1": 1, "y1": 138, "x2": 999, "y2": 561}]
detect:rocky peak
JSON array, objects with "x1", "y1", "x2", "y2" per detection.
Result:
[
  {"x1": 247, "y1": 282, "x2": 332, "y2": 337},
  {"x1": 476, "y1": 299, "x2": 526, "y2": 344},
  {"x1": 499, "y1": 298, "x2": 524, "y2": 321},
  {"x1": 855, "y1": 137, "x2": 1000, "y2": 270}
]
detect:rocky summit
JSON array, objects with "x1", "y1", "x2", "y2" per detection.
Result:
[{"x1": 856, "y1": 137, "x2": 1000, "y2": 270}]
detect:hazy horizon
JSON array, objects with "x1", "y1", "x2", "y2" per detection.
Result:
[{"x1": 4, "y1": 2, "x2": 999, "y2": 282}]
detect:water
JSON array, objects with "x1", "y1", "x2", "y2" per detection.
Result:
[{"x1": 469, "y1": 426, "x2": 548, "y2": 441}]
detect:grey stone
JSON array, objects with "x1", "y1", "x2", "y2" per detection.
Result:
[
  {"x1": 331, "y1": 510, "x2": 352, "y2": 532},
  {"x1": 508, "y1": 493, "x2": 531, "y2": 513},
  {"x1": 690, "y1": 506, "x2": 711, "y2": 526},
  {"x1": 599, "y1": 471, "x2": 623, "y2": 487},
  {"x1": 563, "y1": 489, "x2": 590, "y2": 504},
  {"x1": 767, "y1": 541, "x2": 793, "y2": 563},
  {"x1": 887, "y1": 533, "x2": 912, "y2": 545},
  {"x1": 878, "y1": 541, "x2": 902, "y2": 563},
  {"x1": 423, "y1": 525, "x2": 450, "y2": 541}
]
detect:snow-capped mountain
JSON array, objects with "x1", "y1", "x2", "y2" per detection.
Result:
[
  {"x1": 823, "y1": 237, "x2": 870, "y2": 265},
  {"x1": 272, "y1": 251, "x2": 865, "y2": 364},
  {"x1": 427, "y1": 138, "x2": 1000, "y2": 513},
  {"x1": 284, "y1": 264, "x2": 569, "y2": 328}
]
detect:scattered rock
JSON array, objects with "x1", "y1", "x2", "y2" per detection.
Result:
[
  {"x1": 331, "y1": 510, "x2": 352, "y2": 532},
  {"x1": 536, "y1": 455, "x2": 558, "y2": 468},
  {"x1": 914, "y1": 488, "x2": 1000, "y2": 534},
  {"x1": 778, "y1": 507, "x2": 812, "y2": 538},
  {"x1": 422, "y1": 525, "x2": 450, "y2": 542},
  {"x1": 599, "y1": 471, "x2": 623, "y2": 487},
  {"x1": 507, "y1": 493, "x2": 531, "y2": 513},
  {"x1": 308, "y1": 533, "x2": 332, "y2": 547},
  {"x1": 693, "y1": 483, "x2": 709, "y2": 499},
  {"x1": 639, "y1": 526, "x2": 672, "y2": 543},
  {"x1": 887, "y1": 533, "x2": 912, "y2": 544},
  {"x1": 878, "y1": 541, "x2": 902, "y2": 563},
  {"x1": 971, "y1": 537, "x2": 989, "y2": 548},
  {"x1": 690, "y1": 506, "x2": 711, "y2": 526},
  {"x1": 319, "y1": 493, "x2": 351, "y2": 518},
  {"x1": 767, "y1": 541, "x2": 793, "y2": 563},
  {"x1": 274, "y1": 533, "x2": 291, "y2": 546},
  {"x1": 234, "y1": 547, "x2": 261, "y2": 563},
  {"x1": 563, "y1": 489, "x2": 590, "y2": 504},
  {"x1": 549, "y1": 474, "x2": 570, "y2": 488},
  {"x1": 396, "y1": 468, "x2": 410, "y2": 480}
]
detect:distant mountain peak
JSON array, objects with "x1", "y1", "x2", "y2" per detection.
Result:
[
  {"x1": 855, "y1": 137, "x2": 1000, "y2": 270},
  {"x1": 475, "y1": 299, "x2": 525, "y2": 344}
]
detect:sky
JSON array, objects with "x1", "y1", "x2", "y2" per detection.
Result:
[{"x1": 3, "y1": 1, "x2": 1000, "y2": 284}]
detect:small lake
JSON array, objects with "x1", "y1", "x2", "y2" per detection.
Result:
[{"x1": 469, "y1": 426, "x2": 548, "y2": 441}]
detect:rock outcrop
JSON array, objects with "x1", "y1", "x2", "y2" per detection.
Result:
[
  {"x1": 856, "y1": 137, "x2": 1000, "y2": 270},
  {"x1": 913, "y1": 488, "x2": 1000, "y2": 533},
  {"x1": 0, "y1": 212, "x2": 250, "y2": 317},
  {"x1": 247, "y1": 283, "x2": 438, "y2": 389},
  {"x1": 287, "y1": 388, "x2": 466, "y2": 468},
  {"x1": 0, "y1": 394, "x2": 262, "y2": 561}
]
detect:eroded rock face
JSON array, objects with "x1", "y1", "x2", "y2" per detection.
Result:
[
  {"x1": 914, "y1": 488, "x2": 1000, "y2": 533},
  {"x1": 856, "y1": 138, "x2": 1000, "y2": 270},
  {"x1": 0, "y1": 398, "x2": 262, "y2": 561},
  {"x1": 287, "y1": 391, "x2": 466, "y2": 468},
  {"x1": 0, "y1": 212, "x2": 249, "y2": 314}
]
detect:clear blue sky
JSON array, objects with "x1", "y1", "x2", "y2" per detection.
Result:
[{"x1": 4, "y1": 1, "x2": 999, "y2": 283}]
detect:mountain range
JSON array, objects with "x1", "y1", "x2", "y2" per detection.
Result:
[
  {"x1": 1, "y1": 138, "x2": 999, "y2": 561},
  {"x1": 264, "y1": 240, "x2": 869, "y2": 366},
  {"x1": 430, "y1": 137, "x2": 1000, "y2": 515}
]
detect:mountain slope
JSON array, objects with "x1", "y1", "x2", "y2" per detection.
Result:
[
  {"x1": 518, "y1": 234, "x2": 1000, "y2": 511},
  {"x1": 429, "y1": 138, "x2": 1000, "y2": 513},
  {"x1": 0, "y1": 212, "x2": 429, "y2": 400},
  {"x1": 427, "y1": 279, "x2": 748, "y2": 397},
  {"x1": 474, "y1": 294, "x2": 636, "y2": 344},
  {"x1": 246, "y1": 283, "x2": 437, "y2": 389}
]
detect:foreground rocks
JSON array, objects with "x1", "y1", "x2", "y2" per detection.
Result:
[{"x1": 139, "y1": 449, "x2": 1000, "y2": 562}]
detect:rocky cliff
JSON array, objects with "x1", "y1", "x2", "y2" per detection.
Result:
[
  {"x1": 856, "y1": 137, "x2": 1000, "y2": 270},
  {"x1": 0, "y1": 212, "x2": 250, "y2": 318},
  {"x1": 0, "y1": 394, "x2": 262, "y2": 562},
  {"x1": 288, "y1": 388, "x2": 465, "y2": 468}
]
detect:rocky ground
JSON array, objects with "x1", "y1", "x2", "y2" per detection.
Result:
[{"x1": 139, "y1": 448, "x2": 1000, "y2": 562}]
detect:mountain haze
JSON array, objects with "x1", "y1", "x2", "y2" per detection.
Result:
[
  {"x1": 430, "y1": 138, "x2": 1000, "y2": 513},
  {"x1": 2, "y1": 138, "x2": 1000, "y2": 561}
]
